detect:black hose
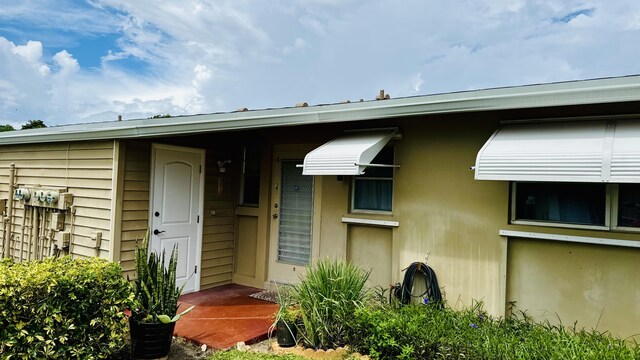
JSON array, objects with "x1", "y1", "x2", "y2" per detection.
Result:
[{"x1": 393, "y1": 262, "x2": 443, "y2": 307}]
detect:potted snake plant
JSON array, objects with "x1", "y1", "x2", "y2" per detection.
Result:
[
  {"x1": 129, "y1": 231, "x2": 194, "y2": 359},
  {"x1": 271, "y1": 285, "x2": 299, "y2": 347}
]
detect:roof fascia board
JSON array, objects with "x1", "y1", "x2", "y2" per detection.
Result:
[{"x1": 1, "y1": 76, "x2": 639, "y2": 145}]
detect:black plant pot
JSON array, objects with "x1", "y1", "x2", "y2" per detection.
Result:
[
  {"x1": 276, "y1": 320, "x2": 297, "y2": 347},
  {"x1": 129, "y1": 318, "x2": 176, "y2": 359}
]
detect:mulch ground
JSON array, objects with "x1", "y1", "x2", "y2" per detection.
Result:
[{"x1": 112, "y1": 337, "x2": 273, "y2": 359}]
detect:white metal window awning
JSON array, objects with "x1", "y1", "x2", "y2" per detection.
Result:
[
  {"x1": 474, "y1": 119, "x2": 640, "y2": 183},
  {"x1": 301, "y1": 129, "x2": 399, "y2": 175}
]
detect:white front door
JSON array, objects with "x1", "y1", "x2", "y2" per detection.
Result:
[
  {"x1": 268, "y1": 149, "x2": 319, "y2": 284},
  {"x1": 150, "y1": 144, "x2": 204, "y2": 294}
]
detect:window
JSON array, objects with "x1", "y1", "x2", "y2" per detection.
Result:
[
  {"x1": 513, "y1": 182, "x2": 606, "y2": 227},
  {"x1": 239, "y1": 146, "x2": 261, "y2": 206},
  {"x1": 352, "y1": 147, "x2": 394, "y2": 212},
  {"x1": 617, "y1": 184, "x2": 640, "y2": 228},
  {"x1": 512, "y1": 182, "x2": 640, "y2": 231}
]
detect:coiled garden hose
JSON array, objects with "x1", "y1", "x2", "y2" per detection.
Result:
[{"x1": 391, "y1": 261, "x2": 443, "y2": 306}]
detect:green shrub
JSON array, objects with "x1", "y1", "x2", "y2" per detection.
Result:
[
  {"x1": 348, "y1": 302, "x2": 640, "y2": 360},
  {"x1": 0, "y1": 257, "x2": 134, "y2": 359},
  {"x1": 293, "y1": 259, "x2": 370, "y2": 350}
]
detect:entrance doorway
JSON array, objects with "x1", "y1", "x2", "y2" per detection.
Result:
[
  {"x1": 150, "y1": 144, "x2": 204, "y2": 294},
  {"x1": 268, "y1": 148, "x2": 320, "y2": 284}
]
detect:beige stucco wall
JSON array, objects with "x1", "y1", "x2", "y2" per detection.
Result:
[
  {"x1": 507, "y1": 238, "x2": 640, "y2": 339},
  {"x1": 391, "y1": 118, "x2": 507, "y2": 314},
  {"x1": 294, "y1": 115, "x2": 640, "y2": 338},
  {"x1": 0, "y1": 140, "x2": 116, "y2": 260},
  {"x1": 310, "y1": 117, "x2": 507, "y2": 314}
]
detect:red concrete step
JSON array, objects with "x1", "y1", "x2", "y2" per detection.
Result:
[{"x1": 174, "y1": 284, "x2": 279, "y2": 350}]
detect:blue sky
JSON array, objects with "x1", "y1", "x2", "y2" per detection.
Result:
[{"x1": 1, "y1": 0, "x2": 640, "y2": 126}]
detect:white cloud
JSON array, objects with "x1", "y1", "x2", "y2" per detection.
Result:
[
  {"x1": 13, "y1": 40, "x2": 42, "y2": 63},
  {"x1": 412, "y1": 73, "x2": 423, "y2": 93},
  {"x1": 1, "y1": 0, "x2": 640, "y2": 125},
  {"x1": 0, "y1": 37, "x2": 50, "y2": 119},
  {"x1": 193, "y1": 64, "x2": 212, "y2": 87},
  {"x1": 52, "y1": 50, "x2": 79, "y2": 75},
  {"x1": 101, "y1": 50, "x2": 128, "y2": 64},
  {"x1": 38, "y1": 64, "x2": 51, "y2": 76}
]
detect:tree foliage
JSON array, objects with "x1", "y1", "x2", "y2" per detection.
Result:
[
  {"x1": 0, "y1": 124, "x2": 15, "y2": 132},
  {"x1": 21, "y1": 119, "x2": 47, "y2": 129}
]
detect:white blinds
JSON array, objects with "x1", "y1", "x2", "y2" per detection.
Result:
[{"x1": 277, "y1": 160, "x2": 313, "y2": 266}]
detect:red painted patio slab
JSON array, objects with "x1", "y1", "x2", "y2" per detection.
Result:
[{"x1": 174, "y1": 284, "x2": 278, "y2": 350}]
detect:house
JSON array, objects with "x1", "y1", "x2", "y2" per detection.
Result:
[{"x1": 1, "y1": 75, "x2": 639, "y2": 339}]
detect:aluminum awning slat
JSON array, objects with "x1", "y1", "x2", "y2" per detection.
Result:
[
  {"x1": 475, "y1": 119, "x2": 640, "y2": 182},
  {"x1": 302, "y1": 129, "x2": 398, "y2": 175}
]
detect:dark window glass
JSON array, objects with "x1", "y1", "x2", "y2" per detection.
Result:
[
  {"x1": 352, "y1": 147, "x2": 394, "y2": 212},
  {"x1": 514, "y1": 182, "x2": 606, "y2": 226},
  {"x1": 617, "y1": 184, "x2": 640, "y2": 228},
  {"x1": 240, "y1": 147, "x2": 261, "y2": 206}
]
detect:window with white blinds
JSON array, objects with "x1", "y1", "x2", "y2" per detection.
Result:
[{"x1": 277, "y1": 160, "x2": 313, "y2": 265}]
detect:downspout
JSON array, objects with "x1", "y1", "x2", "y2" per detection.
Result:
[{"x1": 3, "y1": 163, "x2": 15, "y2": 258}]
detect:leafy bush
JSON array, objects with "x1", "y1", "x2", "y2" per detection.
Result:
[
  {"x1": 0, "y1": 257, "x2": 134, "y2": 359},
  {"x1": 348, "y1": 302, "x2": 640, "y2": 359},
  {"x1": 293, "y1": 259, "x2": 370, "y2": 350}
]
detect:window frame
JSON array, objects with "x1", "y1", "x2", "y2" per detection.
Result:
[
  {"x1": 611, "y1": 184, "x2": 640, "y2": 232},
  {"x1": 350, "y1": 147, "x2": 395, "y2": 214}
]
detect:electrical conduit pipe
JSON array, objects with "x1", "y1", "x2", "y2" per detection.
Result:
[
  {"x1": 18, "y1": 205, "x2": 27, "y2": 262},
  {"x1": 2, "y1": 163, "x2": 15, "y2": 259}
]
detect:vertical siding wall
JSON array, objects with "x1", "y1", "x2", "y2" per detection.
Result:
[
  {"x1": 118, "y1": 140, "x2": 236, "y2": 289},
  {"x1": 0, "y1": 141, "x2": 115, "y2": 259},
  {"x1": 119, "y1": 141, "x2": 150, "y2": 278},
  {"x1": 201, "y1": 155, "x2": 235, "y2": 289}
]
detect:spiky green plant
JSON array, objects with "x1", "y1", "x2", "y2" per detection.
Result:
[
  {"x1": 132, "y1": 230, "x2": 193, "y2": 323},
  {"x1": 293, "y1": 259, "x2": 371, "y2": 350}
]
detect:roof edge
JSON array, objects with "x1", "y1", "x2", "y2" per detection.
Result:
[{"x1": 1, "y1": 75, "x2": 640, "y2": 145}]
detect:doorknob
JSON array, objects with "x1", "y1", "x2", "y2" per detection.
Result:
[{"x1": 153, "y1": 229, "x2": 166, "y2": 235}]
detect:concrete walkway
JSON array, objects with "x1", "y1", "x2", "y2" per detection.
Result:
[{"x1": 174, "y1": 284, "x2": 279, "y2": 350}]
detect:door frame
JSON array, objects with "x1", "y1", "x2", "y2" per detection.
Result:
[
  {"x1": 149, "y1": 143, "x2": 205, "y2": 293},
  {"x1": 267, "y1": 145, "x2": 322, "y2": 284}
]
